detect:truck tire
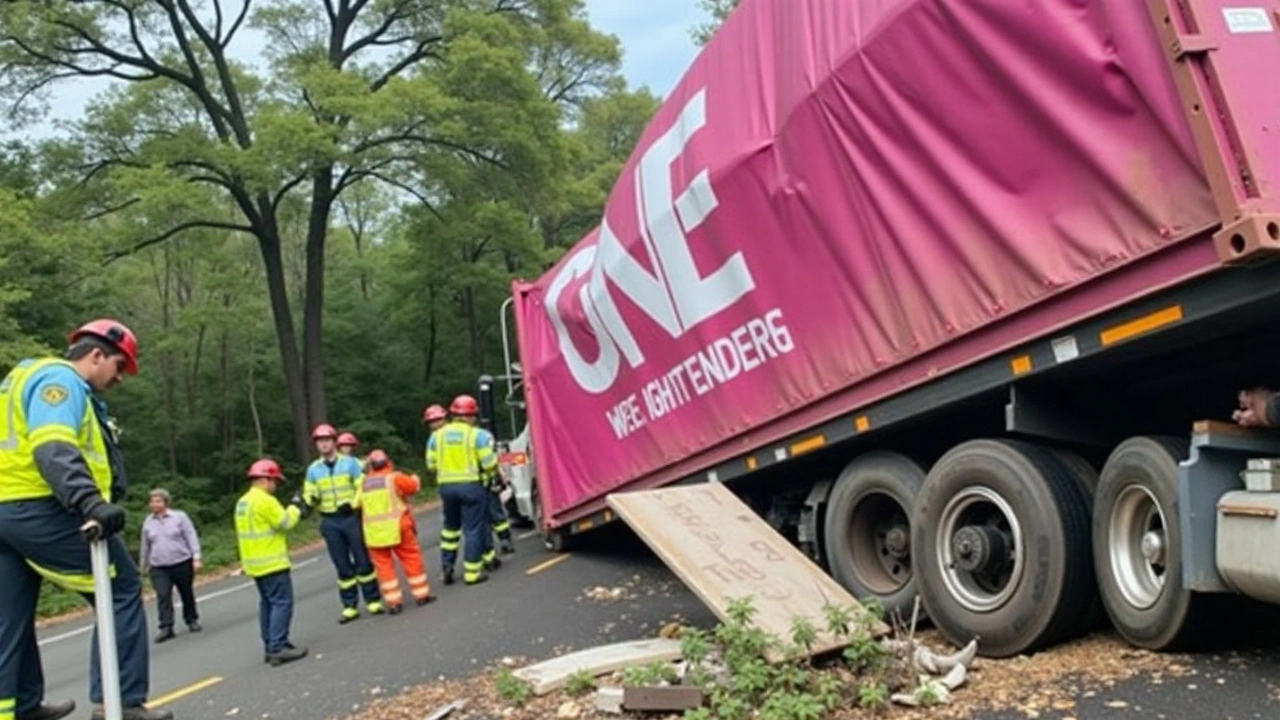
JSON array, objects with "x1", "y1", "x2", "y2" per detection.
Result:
[
  {"x1": 1093, "y1": 436, "x2": 1209, "y2": 650},
  {"x1": 914, "y1": 439, "x2": 1095, "y2": 658},
  {"x1": 823, "y1": 451, "x2": 924, "y2": 618},
  {"x1": 1045, "y1": 448, "x2": 1105, "y2": 634}
]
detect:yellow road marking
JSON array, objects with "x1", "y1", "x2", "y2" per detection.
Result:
[
  {"x1": 525, "y1": 554, "x2": 572, "y2": 576},
  {"x1": 144, "y1": 675, "x2": 223, "y2": 709}
]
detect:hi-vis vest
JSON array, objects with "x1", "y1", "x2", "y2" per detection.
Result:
[
  {"x1": 360, "y1": 473, "x2": 407, "y2": 548},
  {"x1": 303, "y1": 455, "x2": 362, "y2": 513},
  {"x1": 429, "y1": 422, "x2": 498, "y2": 484},
  {"x1": 235, "y1": 485, "x2": 300, "y2": 578},
  {"x1": 0, "y1": 358, "x2": 113, "y2": 503}
]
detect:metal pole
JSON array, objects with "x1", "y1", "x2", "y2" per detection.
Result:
[
  {"x1": 498, "y1": 296, "x2": 518, "y2": 438},
  {"x1": 85, "y1": 522, "x2": 123, "y2": 720}
]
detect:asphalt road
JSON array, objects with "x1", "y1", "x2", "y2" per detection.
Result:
[
  {"x1": 34, "y1": 509, "x2": 1280, "y2": 719},
  {"x1": 35, "y1": 509, "x2": 717, "y2": 719}
]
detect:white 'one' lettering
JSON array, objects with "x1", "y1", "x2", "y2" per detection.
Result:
[{"x1": 544, "y1": 87, "x2": 757, "y2": 394}]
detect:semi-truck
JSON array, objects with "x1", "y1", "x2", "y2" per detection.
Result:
[{"x1": 487, "y1": 0, "x2": 1280, "y2": 660}]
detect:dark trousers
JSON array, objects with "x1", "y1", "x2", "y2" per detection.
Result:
[
  {"x1": 0, "y1": 499, "x2": 151, "y2": 711},
  {"x1": 439, "y1": 482, "x2": 489, "y2": 579},
  {"x1": 253, "y1": 570, "x2": 294, "y2": 654},
  {"x1": 150, "y1": 558, "x2": 198, "y2": 630},
  {"x1": 318, "y1": 512, "x2": 380, "y2": 609},
  {"x1": 486, "y1": 490, "x2": 512, "y2": 540}
]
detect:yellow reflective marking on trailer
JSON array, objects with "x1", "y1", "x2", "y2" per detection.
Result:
[{"x1": 1100, "y1": 305, "x2": 1184, "y2": 346}]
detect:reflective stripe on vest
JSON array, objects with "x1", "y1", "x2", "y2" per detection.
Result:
[
  {"x1": 360, "y1": 473, "x2": 404, "y2": 548},
  {"x1": 0, "y1": 358, "x2": 113, "y2": 503},
  {"x1": 432, "y1": 423, "x2": 482, "y2": 484},
  {"x1": 306, "y1": 459, "x2": 358, "y2": 513},
  {"x1": 235, "y1": 486, "x2": 295, "y2": 578}
]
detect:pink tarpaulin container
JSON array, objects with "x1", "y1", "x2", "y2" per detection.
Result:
[{"x1": 511, "y1": 0, "x2": 1269, "y2": 527}]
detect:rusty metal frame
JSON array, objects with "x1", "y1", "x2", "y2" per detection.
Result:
[{"x1": 1144, "y1": 0, "x2": 1280, "y2": 264}]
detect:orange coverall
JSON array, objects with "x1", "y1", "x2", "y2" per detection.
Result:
[{"x1": 359, "y1": 469, "x2": 432, "y2": 608}]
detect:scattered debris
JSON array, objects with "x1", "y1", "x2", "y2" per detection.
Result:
[
  {"x1": 422, "y1": 700, "x2": 467, "y2": 720},
  {"x1": 584, "y1": 586, "x2": 633, "y2": 603},
  {"x1": 622, "y1": 685, "x2": 705, "y2": 712},
  {"x1": 511, "y1": 638, "x2": 683, "y2": 695},
  {"x1": 592, "y1": 687, "x2": 624, "y2": 715}
]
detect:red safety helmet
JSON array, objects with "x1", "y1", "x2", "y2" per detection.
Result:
[
  {"x1": 423, "y1": 404, "x2": 447, "y2": 423},
  {"x1": 337, "y1": 431, "x2": 358, "y2": 447},
  {"x1": 69, "y1": 318, "x2": 139, "y2": 376},
  {"x1": 311, "y1": 424, "x2": 337, "y2": 440},
  {"x1": 247, "y1": 459, "x2": 284, "y2": 481},
  {"x1": 367, "y1": 449, "x2": 390, "y2": 470},
  {"x1": 450, "y1": 394, "x2": 479, "y2": 416}
]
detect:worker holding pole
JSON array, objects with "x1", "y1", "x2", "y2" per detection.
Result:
[{"x1": 0, "y1": 319, "x2": 173, "y2": 720}]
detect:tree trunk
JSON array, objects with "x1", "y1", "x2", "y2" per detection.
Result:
[
  {"x1": 303, "y1": 167, "x2": 335, "y2": 427},
  {"x1": 257, "y1": 223, "x2": 312, "y2": 462}
]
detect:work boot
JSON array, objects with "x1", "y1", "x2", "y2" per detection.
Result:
[
  {"x1": 267, "y1": 645, "x2": 308, "y2": 667},
  {"x1": 415, "y1": 595, "x2": 435, "y2": 606},
  {"x1": 484, "y1": 556, "x2": 502, "y2": 571},
  {"x1": 367, "y1": 601, "x2": 385, "y2": 615},
  {"x1": 387, "y1": 604, "x2": 403, "y2": 615},
  {"x1": 338, "y1": 607, "x2": 359, "y2": 624},
  {"x1": 263, "y1": 642, "x2": 299, "y2": 664},
  {"x1": 500, "y1": 539, "x2": 515, "y2": 555},
  {"x1": 442, "y1": 566, "x2": 454, "y2": 586},
  {"x1": 154, "y1": 628, "x2": 175, "y2": 643},
  {"x1": 187, "y1": 621, "x2": 202, "y2": 633},
  {"x1": 17, "y1": 699, "x2": 75, "y2": 720},
  {"x1": 90, "y1": 704, "x2": 174, "y2": 720}
]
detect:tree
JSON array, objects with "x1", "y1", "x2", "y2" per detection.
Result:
[
  {"x1": 690, "y1": 0, "x2": 742, "y2": 47},
  {"x1": 0, "y1": 0, "x2": 617, "y2": 460}
]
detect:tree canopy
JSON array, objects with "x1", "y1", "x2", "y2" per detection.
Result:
[{"x1": 0, "y1": 0, "x2": 661, "y2": 488}]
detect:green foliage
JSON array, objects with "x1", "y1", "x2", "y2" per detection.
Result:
[
  {"x1": 564, "y1": 669, "x2": 597, "y2": 697},
  {"x1": 494, "y1": 667, "x2": 533, "y2": 706},
  {"x1": 675, "y1": 596, "x2": 905, "y2": 720},
  {"x1": 0, "y1": 0, "x2": 662, "y2": 622},
  {"x1": 690, "y1": 0, "x2": 744, "y2": 47}
]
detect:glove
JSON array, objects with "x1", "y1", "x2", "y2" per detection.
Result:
[
  {"x1": 290, "y1": 494, "x2": 311, "y2": 519},
  {"x1": 81, "y1": 499, "x2": 127, "y2": 541}
]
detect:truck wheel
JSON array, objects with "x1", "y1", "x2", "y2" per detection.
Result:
[
  {"x1": 914, "y1": 439, "x2": 1094, "y2": 658},
  {"x1": 1093, "y1": 436, "x2": 1207, "y2": 650},
  {"x1": 1046, "y1": 448, "x2": 1104, "y2": 634},
  {"x1": 823, "y1": 451, "x2": 924, "y2": 618}
]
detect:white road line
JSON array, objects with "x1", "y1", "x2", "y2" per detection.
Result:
[
  {"x1": 38, "y1": 557, "x2": 321, "y2": 647},
  {"x1": 516, "y1": 530, "x2": 539, "y2": 540}
]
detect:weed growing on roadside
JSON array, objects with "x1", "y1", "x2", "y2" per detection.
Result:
[
  {"x1": 564, "y1": 669, "x2": 597, "y2": 697},
  {"x1": 494, "y1": 667, "x2": 532, "y2": 706},
  {"x1": 677, "y1": 595, "x2": 898, "y2": 720}
]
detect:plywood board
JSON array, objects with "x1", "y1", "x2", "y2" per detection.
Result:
[
  {"x1": 608, "y1": 483, "x2": 888, "y2": 662},
  {"x1": 513, "y1": 638, "x2": 683, "y2": 695}
]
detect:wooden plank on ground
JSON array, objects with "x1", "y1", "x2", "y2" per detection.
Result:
[
  {"x1": 513, "y1": 638, "x2": 684, "y2": 696},
  {"x1": 607, "y1": 483, "x2": 889, "y2": 662}
]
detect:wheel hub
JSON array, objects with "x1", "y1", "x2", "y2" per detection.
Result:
[
  {"x1": 937, "y1": 485, "x2": 1024, "y2": 613},
  {"x1": 884, "y1": 525, "x2": 910, "y2": 559},
  {"x1": 1140, "y1": 530, "x2": 1165, "y2": 565},
  {"x1": 950, "y1": 525, "x2": 1008, "y2": 574}
]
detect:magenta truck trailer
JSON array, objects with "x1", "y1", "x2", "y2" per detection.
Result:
[{"x1": 493, "y1": 0, "x2": 1280, "y2": 659}]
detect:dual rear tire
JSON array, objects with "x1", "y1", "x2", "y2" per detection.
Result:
[{"x1": 824, "y1": 435, "x2": 1209, "y2": 658}]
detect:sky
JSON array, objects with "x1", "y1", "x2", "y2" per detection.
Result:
[{"x1": 24, "y1": 1, "x2": 707, "y2": 137}]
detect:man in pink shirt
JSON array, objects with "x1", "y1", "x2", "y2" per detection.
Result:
[{"x1": 139, "y1": 488, "x2": 203, "y2": 642}]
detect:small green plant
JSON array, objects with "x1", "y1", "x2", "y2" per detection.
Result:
[
  {"x1": 622, "y1": 660, "x2": 677, "y2": 687},
  {"x1": 916, "y1": 682, "x2": 941, "y2": 707},
  {"x1": 682, "y1": 709, "x2": 713, "y2": 720},
  {"x1": 564, "y1": 669, "x2": 596, "y2": 697},
  {"x1": 493, "y1": 667, "x2": 532, "y2": 706},
  {"x1": 858, "y1": 681, "x2": 889, "y2": 709}
]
